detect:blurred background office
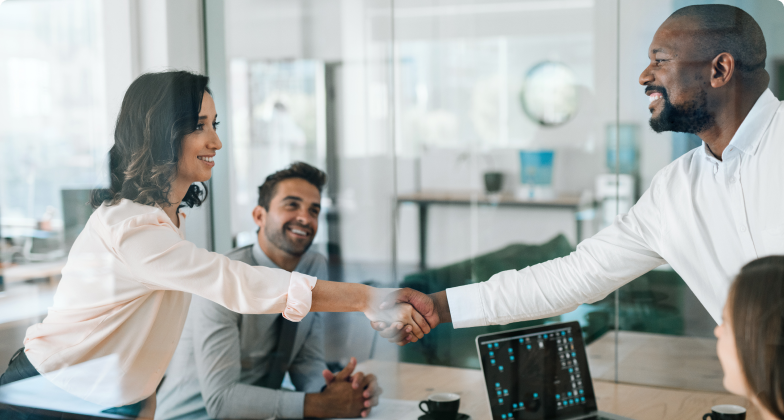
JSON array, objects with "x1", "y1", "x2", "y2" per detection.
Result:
[{"x1": 1, "y1": 0, "x2": 784, "y2": 395}]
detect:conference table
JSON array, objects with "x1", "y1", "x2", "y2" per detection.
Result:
[{"x1": 357, "y1": 360, "x2": 760, "y2": 420}]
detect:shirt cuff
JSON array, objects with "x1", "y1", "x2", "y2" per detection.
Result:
[
  {"x1": 277, "y1": 390, "x2": 306, "y2": 419},
  {"x1": 446, "y1": 284, "x2": 489, "y2": 329},
  {"x1": 282, "y1": 272, "x2": 318, "y2": 322}
]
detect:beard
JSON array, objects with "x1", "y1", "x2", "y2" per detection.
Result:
[
  {"x1": 264, "y1": 221, "x2": 314, "y2": 257},
  {"x1": 648, "y1": 87, "x2": 714, "y2": 134}
]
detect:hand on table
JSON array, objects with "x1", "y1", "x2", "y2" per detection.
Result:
[
  {"x1": 370, "y1": 289, "x2": 449, "y2": 345},
  {"x1": 308, "y1": 357, "x2": 382, "y2": 418}
]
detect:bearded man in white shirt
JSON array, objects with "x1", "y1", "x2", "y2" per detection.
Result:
[
  {"x1": 376, "y1": 4, "x2": 784, "y2": 342},
  {"x1": 156, "y1": 162, "x2": 381, "y2": 419}
]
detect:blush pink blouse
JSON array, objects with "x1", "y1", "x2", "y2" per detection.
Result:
[{"x1": 23, "y1": 199, "x2": 316, "y2": 406}]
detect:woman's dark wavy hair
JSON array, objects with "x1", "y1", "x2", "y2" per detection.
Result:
[
  {"x1": 728, "y1": 256, "x2": 784, "y2": 418},
  {"x1": 91, "y1": 70, "x2": 211, "y2": 209}
]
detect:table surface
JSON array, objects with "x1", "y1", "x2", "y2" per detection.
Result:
[
  {"x1": 0, "y1": 260, "x2": 66, "y2": 284},
  {"x1": 397, "y1": 191, "x2": 582, "y2": 207},
  {"x1": 586, "y1": 331, "x2": 725, "y2": 393},
  {"x1": 357, "y1": 360, "x2": 760, "y2": 420}
]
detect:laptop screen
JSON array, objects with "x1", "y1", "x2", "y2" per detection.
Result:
[{"x1": 476, "y1": 321, "x2": 599, "y2": 420}]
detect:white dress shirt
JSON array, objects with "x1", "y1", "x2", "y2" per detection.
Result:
[
  {"x1": 23, "y1": 199, "x2": 316, "y2": 406},
  {"x1": 447, "y1": 89, "x2": 784, "y2": 329}
]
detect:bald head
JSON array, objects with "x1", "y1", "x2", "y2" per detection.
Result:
[{"x1": 667, "y1": 5, "x2": 766, "y2": 76}]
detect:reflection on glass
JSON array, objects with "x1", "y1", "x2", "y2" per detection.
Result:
[{"x1": 519, "y1": 62, "x2": 579, "y2": 126}]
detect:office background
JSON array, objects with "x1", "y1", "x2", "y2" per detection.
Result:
[{"x1": 1, "y1": 0, "x2": 784, "y2": 394}]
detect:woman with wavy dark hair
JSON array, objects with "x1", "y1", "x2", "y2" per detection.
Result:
[
  {"x1": 0, "y1": 71, "x2": 428, "y2": 419},
  {"x1": 715, "y1": 255, "x2": 784, "y2": 419}
]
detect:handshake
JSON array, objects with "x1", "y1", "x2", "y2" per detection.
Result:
[{"x1": 362, "y1": 288, "x2": 452, "y2": 346}]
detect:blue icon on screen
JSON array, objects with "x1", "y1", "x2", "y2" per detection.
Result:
[
  {"x1": 499, "y1": 398, "x2": 503, "y2": 404},
  {"x1": 513, "y1": 403, "x2": 517, "y2": 408},
  {"x1": 502, "y1": 415, "x2": 507, "y2": 419},
  {"x1": 527, "y1": 345, "x2": 532, "y2": 350},
  {"x1": 520, "y1": 402, "x2": 524, "y2": 407},
  {"x1": 496, "y1": 382, "x2": 500, "y2": 387},
  {"x1": 519, "y1": 338, "x2": 523, "y2": 343},
  {"x1": 491, "y1": 359, "x2": 496, "y2": 364},
  {"x1": 562, "y1": 331, "x2": 566, "y2": 335},
  {"x1": 488, "y1": 344, "x2": 492, "y2": 349},
  {"x1": 567, "y1": 392, "x2": 572, "y2": 396},
  {"x1": 570, "y1": 399, "x2": 574, "y2": 404},
  {"x1": 569, "y1": 337, "x2": 573, "y2": 342},
  {"x1": 490, "y1": 351, "x2": 494, "y2": 356},
  {"x1": 508, "y1": 348, "x2": 513, "y2": 353},
  {"x1": 579, "y1": 389, "x2": 583, "y2": 394},
  {"x1": 508, "y1": 413, "x2": 513, "y2": 418},
  {"x1": 581, "y1": 397, "x2": 585, "y2": 402},
  {"x1": 499, "y1": 366, "x2": 504, "y2": 371},
  {"x1": 572, "y1": 352, "x2": 576, "y2": 357},
  {"x1": 533, "y1": 393, "x2": 538, "y2": 398},
  {"x1": 497, "y1": 391, "x2": 502, "y2": 396},
  {"x1": 569, "y1": 368, "x2": 573, "y2": 373},
  {"x1": 556, "y1": 394, "x2": 560, "y2": 399},
  {"x1": 510, "y1": 356, "x2": 515, "y2": 361},
  {"x1": 544, "y1": 334, "x2": 548, "y2": 338},
  {"x1": 495, "y1": 343, "x2": 499, "y2": 348}
]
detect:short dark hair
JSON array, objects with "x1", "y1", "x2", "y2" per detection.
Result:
[
  {"x1": 257, "y1": 162, "x2": 327, "y2": 210},
  {"x1": 91, "y1": 70, "x2": 210, "y2": 209},
  {"x1": 669, "y1": 5, "x2": 766, "y2": 74},
  {"x1": 728, "y1": 256, "x2": 784, "y2": 418}
]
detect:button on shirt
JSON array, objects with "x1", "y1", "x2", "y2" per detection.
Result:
[{"x1": 447, "y1": 89, "x2": 784, "y2": 328}]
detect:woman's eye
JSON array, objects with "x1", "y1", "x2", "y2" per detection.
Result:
[
  {"x1": 195, "y1": 123, "x2": 204, "y2": 130},
  {"x1": 212, "y1": 121, "x2": 220, "y2": 129}
]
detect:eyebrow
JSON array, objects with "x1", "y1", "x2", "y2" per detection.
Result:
[
  {"x1": 198, "y1": 114, "x2": 218, "y2": 120},
  {"x1": 652, "y1": 48, "x2": 668, "y2": 54},
  {"x1": 281, "y1": 196, "x2": 321, "y2": 208}
]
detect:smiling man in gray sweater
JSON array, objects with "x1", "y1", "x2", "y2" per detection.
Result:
[{"x1": 156, "y1": 162, "x2": 381, "y2": 419}]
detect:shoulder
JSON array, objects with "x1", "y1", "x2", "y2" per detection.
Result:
[
  {"x1": 648, "y1": 147, "x2": 703, "y2": 192},
  {"x1": 298, "y1": 250, "x2": 328, "y2": 279},
  {"x1": 92, "y1": 199, "x2": 177, "y2": 238},
  {"x1": 224, "y1": 245, "x2": 254, "y2": 264}
]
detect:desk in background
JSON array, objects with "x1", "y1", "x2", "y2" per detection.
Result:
[
  {"x1": 358, "y1": 360, "x2": 759, "y2": 420},
  {"x1": 397, "y1": 191, "x2": 583, "y2": 269}
]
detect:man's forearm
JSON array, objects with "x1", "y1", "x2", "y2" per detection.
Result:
[
  {"x1": 310, "y1": 280, "x2": 371, "y2": 313},
  {"x1": 430, "y1": 291, "x2": 452, "y2": 324}
]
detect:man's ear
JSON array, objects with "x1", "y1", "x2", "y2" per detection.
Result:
[
  {"x1": 252, "y1": 205, "x2": 266, "y2": 228},
  {"x1": 710, "y1": 52, "x2": 735, "y2": 89}
]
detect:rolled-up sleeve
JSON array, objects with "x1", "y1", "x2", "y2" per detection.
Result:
[
  {"x1": 448, "y1": 169, "x2": 669, "y2": 328},
  {"x1": 116, "y1": 214, "x2": 315, "y2": 316}
]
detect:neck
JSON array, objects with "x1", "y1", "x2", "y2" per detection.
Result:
[
  {"x1": 258, "y1": 232, "x2": 301, "y2": 272},
  {"x1": 161, "y1": 178, "x2": 192, "y2": 228},
  {"x1": 697, "y1": 85, "x2": 765, "y2": 160}
]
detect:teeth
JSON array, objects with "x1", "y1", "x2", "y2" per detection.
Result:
[
  {"x1": 648, "y1": 94, "x2": 662, "y2": 103},
  {"x1": 291, "y1": 229, "x2": 308, "y2": 236},
  {"x1": 198, "y1": 156, "x2": 214, "y2": 162}
]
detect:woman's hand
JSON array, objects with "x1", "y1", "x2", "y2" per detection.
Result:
[{"x1": 362, "y1": 289, "x2": 432, "y2": 345}]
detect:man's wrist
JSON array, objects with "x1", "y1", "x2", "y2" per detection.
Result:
[
  {"x1": 304, "y1": 392, "x2": 326, "y2": 418},
  {"x1": 430, "y1": 291, "x2": 452, "y2": 324}
]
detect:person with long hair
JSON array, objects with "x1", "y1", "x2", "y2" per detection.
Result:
[
  {"x1": 715, "y1": 256, "x2": 784, "y2": 419},
  {"x1": 0, "y1": 71, "x2": 429, "y2": 418}
]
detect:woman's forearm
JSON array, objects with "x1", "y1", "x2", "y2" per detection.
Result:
[{"x1": 310, "y1": 280, "x2": 372, "y2": 313}]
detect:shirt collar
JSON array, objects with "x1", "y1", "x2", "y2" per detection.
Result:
[
  {"x1": 717, "y1": 88, "x2": 780, "y2": 157},
  {"x1": 252, "y1": 240, "x2": 279, "y2": 269}
]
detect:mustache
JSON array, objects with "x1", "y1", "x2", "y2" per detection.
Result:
[{"x1": 645, "y1": 85, "x2": 667, "y2": 96}]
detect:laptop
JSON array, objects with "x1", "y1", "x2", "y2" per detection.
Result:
[{"x1": 475, "y1": 321, "x2": 631, "y2": 420}]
